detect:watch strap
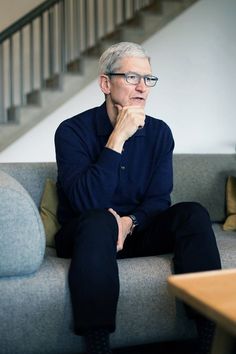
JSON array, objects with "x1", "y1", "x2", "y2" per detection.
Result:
[{"x1": 128, "y1": 214, "x2": 138, "y2": 234}]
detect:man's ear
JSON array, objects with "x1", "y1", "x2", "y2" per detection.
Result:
[{"x1": 99, "y1": 75, "x2": 111, "y2": 95}]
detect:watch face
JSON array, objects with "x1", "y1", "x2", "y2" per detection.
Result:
[{"x1": 130, "y1": 215, "x2": 138, "y2": 226}]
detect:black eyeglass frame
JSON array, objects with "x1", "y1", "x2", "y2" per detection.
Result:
[{"x1": 106, "y1": 72, "x2": 158, "y2": 87}]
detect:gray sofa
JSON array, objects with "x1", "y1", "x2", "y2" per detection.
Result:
[{"x1": 0, "y1": 154, "x2": 236, "y2": 354}]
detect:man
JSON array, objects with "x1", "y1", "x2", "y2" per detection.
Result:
[{"x1": 54, "y1": 42, "x2": 221, "y2": 354}]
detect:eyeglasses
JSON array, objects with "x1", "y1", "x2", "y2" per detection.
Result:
[{"x1": 107, "y1": 72, "x2": 158, "y2": 87}]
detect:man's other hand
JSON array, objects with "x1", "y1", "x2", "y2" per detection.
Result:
[{"x1": 108, "y1": 208, "x2": 133, "y2": 252}]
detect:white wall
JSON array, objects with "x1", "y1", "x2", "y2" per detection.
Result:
[
  {"x1": 145, "y1": 0, "x2": 236, "y2": 154},
  {"x1": 0, "y1": 0, "x2": 235, "y2": 162}
]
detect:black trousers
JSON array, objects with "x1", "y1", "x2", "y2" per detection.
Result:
[{"x1": 55, "y1": 202, "x2": 221, "y2": 335}]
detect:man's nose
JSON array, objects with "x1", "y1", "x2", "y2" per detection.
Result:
[{"x1": 135, "y1": 78, "x2": 146, "y2": 91}]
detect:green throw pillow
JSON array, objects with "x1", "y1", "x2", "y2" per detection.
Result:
[
  {"x1": 40, "y1": 179, "x2": 61, "y2": 247},
  {"x1": 223, "y1": 176, "x2": 236, "y2": 231}
]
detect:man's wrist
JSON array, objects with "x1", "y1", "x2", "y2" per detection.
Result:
[{"x1": 106, "y1": 132, "x2": 125, "y2": 154}]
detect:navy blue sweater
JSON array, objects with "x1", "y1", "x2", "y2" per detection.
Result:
[{"x1": 55, "y1": 102, "x2": 174, "y2": 230}]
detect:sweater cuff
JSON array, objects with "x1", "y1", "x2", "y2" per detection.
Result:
[
  {"x1": 131, "y1": 210, "x2": 148, "y2": 230},
  {"x1": 96, "y1": 147, "x2": 122, "y2": 171}
]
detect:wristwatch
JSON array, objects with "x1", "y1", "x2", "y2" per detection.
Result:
[{"x1": 128, "y1": 214, "x2": 138, "y2": 234}]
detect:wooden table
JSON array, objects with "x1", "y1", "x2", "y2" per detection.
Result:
[{"x1": 168, "y1": 269, "x2": 236, "y2": 354}]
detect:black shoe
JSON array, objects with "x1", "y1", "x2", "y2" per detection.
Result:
[{"x1": 195, "y1": 317, "x2": 215, "y2": 354}]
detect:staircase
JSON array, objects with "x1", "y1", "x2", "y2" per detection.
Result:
[{"x1": 0, "y1": 0, "x2": 198, "y2": 152}]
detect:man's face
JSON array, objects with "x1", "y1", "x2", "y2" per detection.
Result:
[{"x1": 106, "y1": 57, "x2": 152, "y2": 108}]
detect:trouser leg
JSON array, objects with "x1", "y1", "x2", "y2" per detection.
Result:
[
  {"x1": 120, "y1": 202, "x2": 221, "y2": 274},
  {"x1": 121, "y1": 201, "x2": 221, "y2": 354},
  {"x1": 120, "y1": 202, "x2": 221, "y2": 320},
  {"x1": 55, "y1": 209, "x2": 119, "y2": 335},
  {"x1": 55, "y1": 202, "x2": 221, "y2": 343},
  {"x1": 164, "y1": 202, "x2": 221, "y2": 274}
]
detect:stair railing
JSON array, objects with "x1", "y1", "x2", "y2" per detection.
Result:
[{"x1": 0, "y1": 0, "x2": 155, "y2": 124}]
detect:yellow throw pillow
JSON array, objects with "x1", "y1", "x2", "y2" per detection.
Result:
[
  {"x1": 40, "y1": 179, "x2": 61, "y2": 247},
  {"x1": 223, "y1": 176, "x2": 236, "y2": 231}
]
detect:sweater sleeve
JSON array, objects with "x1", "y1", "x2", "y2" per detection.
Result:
[
  {"x1": 132, "y1": 125, "x2": 174, "y2": 230},
  {"x1": 55, "y1": 120, "x2": 121, "y2": 213}
]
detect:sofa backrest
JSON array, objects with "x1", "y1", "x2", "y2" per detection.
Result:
[
  {"x1": 0, "y1": 162, "x2": 56, "y2": 210},
  {"x1": 0, "y1": 154, "x2": 235, "y2": 222},
  {"x1": 172, "y1": 154, "x2": 236, "y2": 222}
]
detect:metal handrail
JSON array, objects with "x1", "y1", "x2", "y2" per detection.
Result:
[{"x1": 0, "y1": 0, "x2": 155, "y2": 124}]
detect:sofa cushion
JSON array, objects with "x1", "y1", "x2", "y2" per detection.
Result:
[
  {"x1": 39, "y1": 179, "x2": 60, "y2": 247},
  {"x1": 0, "y1": 170, "x2": 45, "y2": 277},
  {"x1": 223, "y1": 176, "x2": 236, "y2": 231}
]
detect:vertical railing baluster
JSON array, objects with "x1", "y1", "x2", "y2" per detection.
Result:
[
  {"x1": 60, "y1": 0, "x2": 66, "y2": 73},
  {"x1": 73, "y1": 0, "x2": 77, "y2": 60},
  {"x1": 94, "y1": 0, "x2": 98, "y2": 45},
  {"x1": 48, "y1": 7, "x2": 54, "y2": 78},
  {"x1": 40, "y1": 14, "x2": 45, "y2": 88},
  {"x1": 113, "y1": 0, "x2": 117, "y2": 30},
  {"x1": 103, "y1": 0, "x2": 108, "y2": 37},
  {"x1": 83, "y1": 0, "x2": 88, "y2": 50},
  {"x1": 65, "y1": 0, "x2": 70, "y2": 64},
  {"x1": 19, "y1": 29, "x2": 25, "y2": 105},
  {"x1": 9, "y1": 36, "x2": 14, "y2": 108},
  {"x1": 73, "y1": 0, "x2": 80, "y2": 59},
  {"x1": 122, "y1": 0, "x2": 126, "y2": 22},
  {"x1": 76, "y1": 0, "x2": 81, "y2": 58},
  {"x1": 131, "y1": 0, "x2": 135, "y2": 16},
  {"x1": 0, "y1": 43, "x2": 6, "y2": 122},
  {"x1": 30, "y1": 21, "x2": 34, "y2": 92}
]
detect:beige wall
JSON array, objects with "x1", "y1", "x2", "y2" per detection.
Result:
[{"x1": 0, "y1": 0, "x2": 44, "y2": 32}]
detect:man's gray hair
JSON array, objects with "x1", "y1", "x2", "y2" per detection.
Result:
[{"x1": 98, "y1": 42, "x2": 150, "y2": 75}]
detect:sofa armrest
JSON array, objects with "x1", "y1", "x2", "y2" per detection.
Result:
[{"x1": 0, "y1": 170, "x2": 45, "y2": 277}]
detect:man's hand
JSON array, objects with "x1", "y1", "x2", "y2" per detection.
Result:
[
  {"x1": 106, "y1": 105, "x2": 145, "y2": 153},
  {"x1": 108, "y1": 208, "x2": 133, "y2": 252},
  {"x1": 114, "y1": 104, "x2": 145, "y2": 141}
]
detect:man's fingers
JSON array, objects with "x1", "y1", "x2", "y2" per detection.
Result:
[
  {"x1": 108, "y1": 208, "x2": 118, "y2": 219},
  {"x1": 108, "y1": 208, "x2": 124, "y2": 252}
]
